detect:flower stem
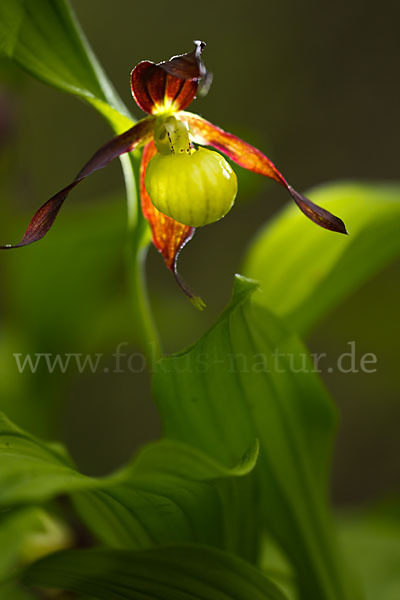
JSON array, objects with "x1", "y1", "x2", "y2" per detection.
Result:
[
  {"x1": 122, "y1": 153, "x2": 162, "y2": 365},
  {"x1": 127, "y1": 241, "x2": 162, "y2": 366}
]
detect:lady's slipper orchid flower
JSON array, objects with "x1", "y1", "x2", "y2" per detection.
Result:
[{"x1": 1, "y1": 41, "x2": 347, "y2": 307}]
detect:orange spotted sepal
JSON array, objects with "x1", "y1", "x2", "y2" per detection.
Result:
[{"x1": 140, "y1": 140, "x2": 206, "y2": 310}]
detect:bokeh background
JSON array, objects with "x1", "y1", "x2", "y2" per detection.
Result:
[{"x1": 0, "y1": 0, "x2": 398, "y2": 507}]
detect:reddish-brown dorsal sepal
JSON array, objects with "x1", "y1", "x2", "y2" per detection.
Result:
[{"x1": 131, "y1": 41, "x2": 209, "y2": 115}]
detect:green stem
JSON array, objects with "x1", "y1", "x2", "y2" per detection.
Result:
[
  {"x1": 127, "y1": 241, "x2": 162, "y2": 366},
  {"x1": 68, "y1": 0, "x2": 161, "y2": 365},
  {"x1": 39, "y1": 2, "x2": 160, "y2": 365},
  {"x1": 122, "y1": 154, "x2": 162, "y2": 365}
]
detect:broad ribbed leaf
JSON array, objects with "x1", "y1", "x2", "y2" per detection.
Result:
[
  {"x1": 0, "y1": 413, "x2": 258, "y2": 557},
  {"x1": 243, "y1": 182, "x2": 400, "y2": 335},
  {"x1": 24, "y1": 545, "x2": 288, "y2": 600},
  {"x1": 0, "y1": 0, "x2": 132, "y2": 130},
  {"x1": 153, "y1": 276, "x2": 356, "y2": 600},
  {"x1": 74, "y1": 439, "x2": 258, "y2": 558},
  {"x1": 0, "y1": 413, "x2": 93, "y2": 504}
]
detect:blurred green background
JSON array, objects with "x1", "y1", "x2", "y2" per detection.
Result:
[{"x1": 0, "y1": 0, "x2": 398, "y2": 507}]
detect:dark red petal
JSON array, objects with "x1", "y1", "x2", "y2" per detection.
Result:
[
  {"x1": 288, "y1": 185, "x2": 348, "y2": 234},
  {"x1": 0, "y1": 118, "x2": 154, "y2": 249},
  {"x1": 140, "y1": 141, "x2": 205, "y2": 308},
  {"x1": 131, "y1": 41, "x2": 209, "y2": 115},
  {"x1": 180, "y1": 112, "x2": 347, "y2": 234}
]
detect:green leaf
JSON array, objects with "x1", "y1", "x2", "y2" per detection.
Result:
[
  {"x1": 0, "y1": 412, "x2": 258, "y2": 556},
  {"x1": 0, "y1": 0, "x2": 138, "y2": 240},
  {"x1": 0, "y1": 0, "x2": 152, "y2": 358},
  {"x1": 5, "y1": 196, "x2": 128, "y2": 349},
  {"x1": 0, "y1": 0, "x2": 139, "y2": 251},
  {"x1": 153, "y1": 276, "x2": 356, "y2": 600},
  {"x1": 0, "y1": 507, "x2": 71, "y2": 584},
  {"x1": 23, "y1": 544, "x2": 288, "y2": 600},
  {"x1": 243, "y1": 182, "x2": 400, "y2": 335},
  {"x1": 0, "y1": 581, "x2": 35, "y2": 600},
  {"x1": 74, "y1": 438, "x2": 259, "y2": 558},
  {"x1": 338, "y1": 506, "x2": 400, "y2": 600},
  {"x1": 1, "y1": 197, "x2": 130, "y2": 439},
  {"x1": 0, "y1": 0, "x2": 132, "y2": 131},
  {"x1": 0, "y1": 413, "x2": 94, "y2": 505}
]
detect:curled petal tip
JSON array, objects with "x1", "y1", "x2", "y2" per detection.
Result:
[
  {"x1": 287, "y1": 185, "x2": 348, "y2": 234},
  {"x1": 173, "y1": 265, "x2": 206, "y2": 310},
  {"x1": 190, "y1": 296, "x2": 207, "y2": 311},
  {"x1": 164, "y1": 40, "x2": 207, "y2": 80},
  {"x1": 193, "y1": 40, "x2": 206, "y2": 54}
]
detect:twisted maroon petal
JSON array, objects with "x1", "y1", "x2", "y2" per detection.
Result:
[
  {"x1": 287, "y1": 185, "x2": 348, "y2": 234},
  {"x1": 180, "y1": 112, "x2": 347, "y2": 234},
  {"x1": 1, "y1": 118, "x2": 154, "y2": 249}
]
